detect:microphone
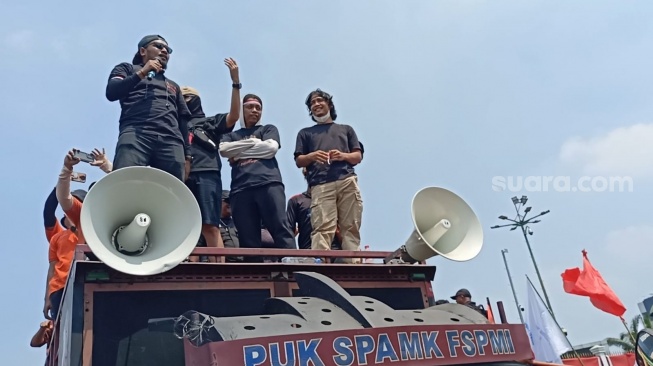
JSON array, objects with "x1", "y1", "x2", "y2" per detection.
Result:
[{"x1": 146, "y1": 57, "x2": 162, "y2": 80}]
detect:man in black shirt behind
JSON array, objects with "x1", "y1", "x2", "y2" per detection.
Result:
[
  {"x1": 180, "y1": 58, "x2": 241, "y2": 263},
  {"x1": 219, "y1": 190, "x2": 242, "y2": 262},
  {"x1": 219, "y1": 94, "x2": 296, "y2": 260},
  {"x1": 294, "y1": 89, "x2": 363, "y2": 263},
  {"x1": 105, "y1": 34, "x2": 191, "y2": 181}
]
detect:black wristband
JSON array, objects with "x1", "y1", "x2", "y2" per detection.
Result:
[{"x1": 232, "y1": 83, "x2": 242, "y2": 90}]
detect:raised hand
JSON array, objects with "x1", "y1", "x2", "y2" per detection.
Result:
[
  {"x1": 64, "y1": 149, "x2": 81, "y2": 170},
  {"x1": 224, "y1": 58, "x2": 240, "y2": 83},
  {"x1": 90, "y1": 148, "x2": 108, "y2": 167}
]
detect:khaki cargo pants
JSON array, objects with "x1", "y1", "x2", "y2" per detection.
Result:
[{"x1": 310, "y1": 176, "x2": 363, "y2": 263}]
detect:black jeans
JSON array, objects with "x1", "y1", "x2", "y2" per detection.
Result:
[
  {"x1": 113, "y1": 131, "x2": 185, "y2": 181},
  {"x1": 230, "y1": 183, "x2": 296, "y2": 261},
  {"x1": 49, "y1": 288, "x2": 64, "y2": 320}
]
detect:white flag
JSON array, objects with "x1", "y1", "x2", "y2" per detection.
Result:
[{"x1": 525, "y1": 280, "x2": 571, "y2": 363}]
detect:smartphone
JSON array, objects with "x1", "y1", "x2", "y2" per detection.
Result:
[
  {"x1": 73, "y1": 150, "x2": 95, "y2": 163},
  {"x1": 71, "y1": 172, "x2": 87, "y2": 183}
]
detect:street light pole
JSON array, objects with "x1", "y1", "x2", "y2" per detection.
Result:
[
  {"x1": 491, "y1": 195, "x2": 556, "y2": 320},
  {"x1": 519, "y1": 223, "x2": 555, "y2": 317},
  {"x1": 501, "y1": 249, "x2": 524, "y2": 323}
]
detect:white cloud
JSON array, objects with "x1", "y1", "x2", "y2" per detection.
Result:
[
  {"x1": 604, "y1": 224, "x2": 653, "y2": 264},
  {"x1": 558, "y1": 123, "x2": 653, "y2": 178}
]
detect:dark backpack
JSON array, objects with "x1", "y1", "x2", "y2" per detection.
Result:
[{"x1": 466, "y1": 302, "x2": 488, "y2": 318}]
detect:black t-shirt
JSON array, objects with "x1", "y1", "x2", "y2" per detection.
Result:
[
  {"x1": 107, "y1": 63, "x2": 191, "y2": 143},
  {"x1": 287, "y1": 191, "x2": 341, "y2": 250},
  {"x1": 188, "y1": 113, "x2": 233, "y2": 172},
  {"x1": 221, "y1": 124, "x2": 283, "y2": 195},
  {"x1": 293, "y1": 123, "x2": 362, "y2": 188}
]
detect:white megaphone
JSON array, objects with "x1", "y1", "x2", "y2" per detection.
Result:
[
  {"x1": 80, "y1": 166, "x2": 202, "y2": 276},
  {"x1": 395, "y1": 187, "x2": 483, "y2": 263}
]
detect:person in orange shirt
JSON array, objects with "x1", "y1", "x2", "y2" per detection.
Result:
[
  {"x1": 48, "y1": 148, "x2": 111, "y2": 320},
  {"x1": 43, "y1": 214, "x2": 79, "y2": 320}
]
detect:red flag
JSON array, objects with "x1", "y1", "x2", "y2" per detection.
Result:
[{"x1": 561, "y1": 250, "x2": 626, "y2": 317}]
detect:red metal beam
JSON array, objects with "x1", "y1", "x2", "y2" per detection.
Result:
[{"x1": 75, "y1": 244, "x2": 396, "y2": 259}]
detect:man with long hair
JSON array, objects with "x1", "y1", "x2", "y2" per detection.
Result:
[{"x1": 294, "y1": 89, "x2": 364, "y2": 263}]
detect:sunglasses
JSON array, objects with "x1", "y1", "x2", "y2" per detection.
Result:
[{"x1": 149, "y1": 42, "x2": 173, "y2": 54}]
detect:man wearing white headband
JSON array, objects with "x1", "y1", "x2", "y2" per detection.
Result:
[
  {"x1": 219, "y1": 94, "x2": 296, "y2": 260},
  {"x1": 294, "y1": 89, "x2": 364, "y2": 263}
]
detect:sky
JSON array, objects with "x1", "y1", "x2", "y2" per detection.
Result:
[{"x1": 1, "y1": 0, "x2": 652, "y2": 364}]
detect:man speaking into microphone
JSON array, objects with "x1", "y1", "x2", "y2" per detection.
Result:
[{"x1": 105, "y1": 34, "x2": 192, "y2": 181}]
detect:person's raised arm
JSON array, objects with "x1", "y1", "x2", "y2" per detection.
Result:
[
  {"x1": 43, "y1": 186, "x2": 62, "y2": 242},
  {"x1": 56, "y1": 150, "x2": 80, "y2": 211},
  {"x1": 105, "y1": 60, "x2": 162, "y2": 101},
  {"x1": 90, "y1": 148, "x2": 112, "y2": 174},
  {"x1": 43, "y1": 187, "x2": 58, "y2": 229},
  {"x1": 224, "y1": 58, "x2": 241, "y2": 128}
]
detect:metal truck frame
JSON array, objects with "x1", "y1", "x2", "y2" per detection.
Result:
[{"x1": 45, "y1": 245, "x2": 537, "y2": 366}]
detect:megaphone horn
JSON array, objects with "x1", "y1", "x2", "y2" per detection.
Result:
[
  {"x1": 112, "y1": 213, "x2": 151, "y2": 255},
  {"x1": 80, "y1": 166, "x2": 202, "y2": 276},
  {"x1": 401, "y1": 187, "x2": 483, "y2": 263}
]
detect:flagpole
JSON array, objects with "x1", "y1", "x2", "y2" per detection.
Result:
[
  {"x1": 526, "y1": 275, "x2": 586, "y2": 366},
  {"x1": 619, "y1": 316, "x2": 637, "y2": 345},
  {"x1": 623, "y1": 320, "x2": 652, "y2": 366},
  {"x1": 502, "y1": 248, "x2": 524, "y2": 323}
]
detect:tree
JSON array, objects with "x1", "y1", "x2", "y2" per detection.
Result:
[{"x1": 607, "y1": 314, "x2": 652, "y2": 352}]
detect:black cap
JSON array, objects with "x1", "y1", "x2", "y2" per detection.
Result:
[
  {"x1": 221, "y1": 190, "x2": 230, "y2": 201},
  {"x1": 71, "y1": 189, "x2": 87, "y2": 203},
  {"x1": 138, "y1": 34, "x2": 167, "y2": 49},
  {"x1": 450, "y1": 288, "x2": 471, "y2": 300},
  {"x1": 132, "y1": 34, "x2": 169, "y2": 64}
]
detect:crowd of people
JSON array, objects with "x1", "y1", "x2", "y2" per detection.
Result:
[
  {"x1": 103, "y1": 34, "x2": 364, "y2": 265},
  {"x1": 32, "y1": 34, "x2": 487, "y2": 362},
  {"x1": 37, "y1": 32, "x2": 365, "y2": 337}
]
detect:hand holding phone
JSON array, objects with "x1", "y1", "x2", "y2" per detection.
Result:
[
  {"x1": 73, "y1": 150, "x2": 95, "y2": 164},
  {"x1": 71, "y1": 172, "x2": 87, "y2": 183}
]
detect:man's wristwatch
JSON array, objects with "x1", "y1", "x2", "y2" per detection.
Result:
[{"x1": 232, "y1": 83, "x2": 242, "y2": 90}]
